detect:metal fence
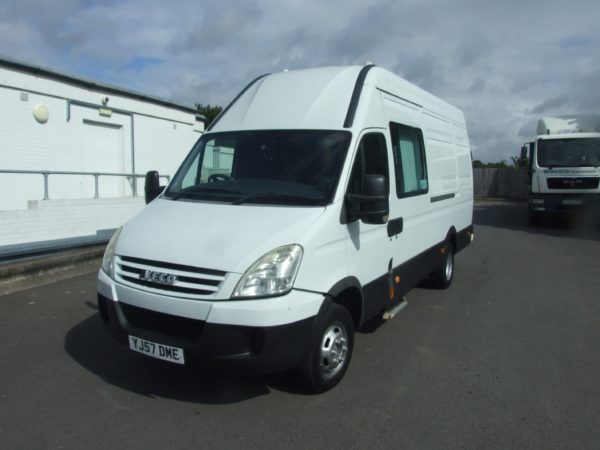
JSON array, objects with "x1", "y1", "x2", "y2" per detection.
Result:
[
  {"x1": 473, "y1": 168, "x2": 529, "y2": 199},
  {"x1": 2, "y1": 167, "x2": 528, "y2": 202},
  {"x1": 0, "y1": 169, "x2": 170, "y2": 200}
]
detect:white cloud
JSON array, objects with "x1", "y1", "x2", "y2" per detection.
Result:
[{"x1": 1, "y1": 0, "x2": 599, "y2": 162}]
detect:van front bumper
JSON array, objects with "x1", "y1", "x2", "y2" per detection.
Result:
[{"x1": 96, "y1": 270, "x2": 323, "y2": 374}]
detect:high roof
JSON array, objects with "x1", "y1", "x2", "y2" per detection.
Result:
[
  {"x1": 209, "y1": 65, "x2": 464, "y2": 132},
  {"x1": 537, "y1": 115, "x2": 600, "y2": 135},
  {"x1": 211, "y1": 66, "x2": 363, "y2": 132}
]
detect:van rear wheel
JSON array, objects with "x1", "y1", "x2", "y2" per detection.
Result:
[
  {"x1": 297, "y1": 303, "x2": 354, "y2": 393},
  {"x1": 430, "y1": 243, "x2": 454, "y2": 289}
]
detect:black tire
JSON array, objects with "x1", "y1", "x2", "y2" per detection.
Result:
[
  {"x1": 430, "y1": 243, "x2": 454, "y2": 289},
  {"x1": 297, "y1": 304, "x2": 354, "y2": 393}
]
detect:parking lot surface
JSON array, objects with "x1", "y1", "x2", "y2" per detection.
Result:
[{"x1": 1, "y1": 201, "x2": 599, "y2": 449}]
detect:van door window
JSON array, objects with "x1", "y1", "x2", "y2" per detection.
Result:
[
  {"x1": 389, "y1": 122, "x2": 428, "y2": 197},
  {"x1": 348, "y1": 133, "x2": 389, "y2": 195}
]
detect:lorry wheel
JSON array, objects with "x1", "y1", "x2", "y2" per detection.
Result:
[
  {"x1": 430, "y1": 243, "x2": 454, "y2": 289},
  {"x1": 297, "y1": 304, "x2": 354, "y2": 393}
]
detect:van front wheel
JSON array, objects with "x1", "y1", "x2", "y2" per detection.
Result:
[{"x1": 297, "y1": 304, "x2": 354, "y2": 393}]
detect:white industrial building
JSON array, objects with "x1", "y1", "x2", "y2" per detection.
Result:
[{"x1": 0, "y1": 56, "x2": 204, "y2": 259}]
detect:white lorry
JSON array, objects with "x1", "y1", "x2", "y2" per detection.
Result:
[
  {"x1": 522, "y1": 116, "x2": 600, "y2": 225},
  {"x1": 97, "y1": 65, "x2": 474, "y2": 392}
]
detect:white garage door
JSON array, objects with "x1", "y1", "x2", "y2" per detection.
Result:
[{"x1": 83, "y1": 120, "x2": 126, "y2": 197}]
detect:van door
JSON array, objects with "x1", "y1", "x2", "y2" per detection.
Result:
[
  {"x1": 387, "y1": 122, "x2": 434, "y2": 295},
  {"x1": 345, "y1": 131, "x2": 393, "y2": 320}
]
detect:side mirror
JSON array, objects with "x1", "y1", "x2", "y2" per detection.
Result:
[
  {"x1": 528, "y1": 141, "x2": 536, "y2": 185},
  {"x1": 520, "y1": 145, "x2": 528, "y2": 164},
  {"x1": 346, "y1": 174, "x2": 389, "y2": 224},
  {"x1": 144, "y1": 170, "x2": 164, "y2": 204}
]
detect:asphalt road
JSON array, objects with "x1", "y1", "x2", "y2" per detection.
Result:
[{"x1": 1, "y1": 201, "x2": 599, "y2": 449}]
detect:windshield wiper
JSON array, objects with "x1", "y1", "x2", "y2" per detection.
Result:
[
  {"x1": 169, "y1": 186, "x2": 242, "y2": 201},
  {"x1": 232, "y1": 192, "x2": 317, "y2": 205}
]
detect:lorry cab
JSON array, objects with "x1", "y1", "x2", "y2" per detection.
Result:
[
  {"x1": 524, "y1": 116, "x2": 600, "y2": 225},
  {"x1": 97, "y1": 65, "x2": 474, "y2": 392}
]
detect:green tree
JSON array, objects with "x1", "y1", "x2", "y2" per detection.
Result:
[
  {"x1": 511, "y1": 154, "x2": 529, "y2": 167},
  {"x1": 196, "y1": 104, "x2": 223, "y2": 127}
]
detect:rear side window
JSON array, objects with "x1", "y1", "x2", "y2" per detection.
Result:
[{"x1": 389, "y1": 122, "x2": 428, "y2": 197}]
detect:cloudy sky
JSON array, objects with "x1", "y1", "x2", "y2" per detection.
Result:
[{"x1": 1, "y1": 0, "x2": 598, "y2": 162}]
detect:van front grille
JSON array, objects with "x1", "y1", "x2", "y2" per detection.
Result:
[{"x1": 115, "y1": 255, "x2": 227, "y2": 299}]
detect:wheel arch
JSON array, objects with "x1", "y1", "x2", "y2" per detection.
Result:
[
  {"x1": 326, "y1": 276, "x2": 364, "y2": 329},
  {"x1": 445, "y1": 226, "x2": 458, "y2": 250}
]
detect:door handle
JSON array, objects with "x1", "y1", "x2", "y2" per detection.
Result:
[{"x1": 387, "y1": 217, "x2": 403, "y2": 237}]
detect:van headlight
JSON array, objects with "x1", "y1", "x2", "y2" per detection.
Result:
[
  {"x1": 101, "y1": 227, "x2": 122, "y2": 278},
  {"x1": 232, "y1": 245, "x2": 303, "y2": 299}
]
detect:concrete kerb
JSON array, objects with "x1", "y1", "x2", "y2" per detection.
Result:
[{"x1": 0, "y1": 245, "x2": 105, "y2": 297}]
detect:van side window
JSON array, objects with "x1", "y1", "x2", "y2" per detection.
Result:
[
  {"x1": 347, "y1": 133, "x2": 389, "y2": 195},
  {"x1": 389, "y1": 122, "x2": 428, "y2": 197}
]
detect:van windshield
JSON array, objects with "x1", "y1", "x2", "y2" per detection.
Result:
[
  {"x1": 164, "y1": 130, "x2": 352, "y2": 206},
  {"x1": 537, "y1": 138, "x2": 600, "y2": 168}
]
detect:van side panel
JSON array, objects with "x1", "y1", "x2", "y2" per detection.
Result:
[
  {"x1": 329, "y1": 70, "x2": 473, "y2": 324},
  {"x1": 353, "y1": 76, "x2": 473, "y2": 322},
  {"x1": 292, "y1": 204, "x2": 350, "y2": 296}
]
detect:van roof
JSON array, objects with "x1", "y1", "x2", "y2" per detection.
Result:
[{"x1": 209, "y1": 65, "x2": 464, "y2": 132}]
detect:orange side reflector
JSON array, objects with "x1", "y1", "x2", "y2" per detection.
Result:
[
  {"x1": 395, "y1": 276, "x2": 401, "y2": 284},
  {"x1": 389, "y1": 285, "x2": 395, "y2": 299}
]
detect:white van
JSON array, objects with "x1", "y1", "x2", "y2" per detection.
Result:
[{"x1": 97, "y1": 65, "x2": 474, "y2": 392}]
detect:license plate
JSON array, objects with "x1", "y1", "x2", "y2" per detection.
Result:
[
  {"x1": 563, "y1": 199, "x2": 582, "y2": 205},
  {"x1": 128, "y1": 335, "x2": 185, "y2": 365}
]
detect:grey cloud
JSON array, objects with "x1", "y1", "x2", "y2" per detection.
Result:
[
  {"x1": 468, "y1": 77, "x2": 487, "y2": 93},
  {"x1": 517, "y1": 119, "x2": 538, "y2": 139},
  {"x1": 172, "y1": 1, "x2": 264, "y2": 52},
  {"x1": 394, "y1": 54, "x2": 444, "y2": 93},
  {"x1": 529, "y1": 95, "x2": 571, "y2": 115},
  {"x1": 456, "y1": 34, "x2": 492, "y2": 67},
  {"x1": 567, "y1": 70, "x2": 600, "y2": 112},
  {"x1": 327, "y1": 1, "x2": 400, "y2": 64}
]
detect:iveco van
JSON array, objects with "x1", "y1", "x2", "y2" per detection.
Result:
[{"x1": 97, "y1": 65, "x2": 474, "y2": 392}]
